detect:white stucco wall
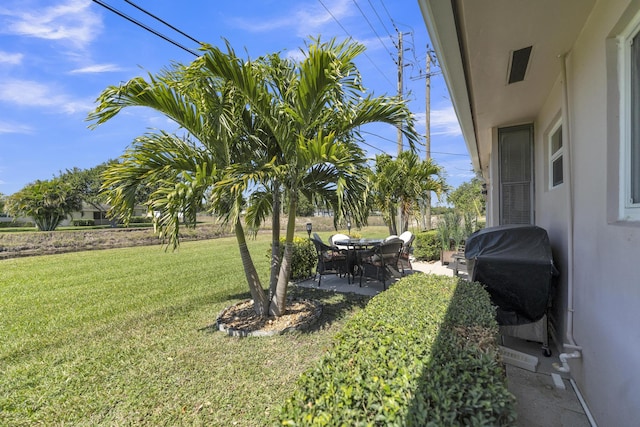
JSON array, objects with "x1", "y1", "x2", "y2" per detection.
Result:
[
  {"x1": 421, "y1": 0, "x2": 640, "y2": 422},
  {"x1": 533, "y1": 77, "x2": 571, "y2": 358},
  {"x1": 537, "y1": 1, "x2": 640, "y2": 425}
]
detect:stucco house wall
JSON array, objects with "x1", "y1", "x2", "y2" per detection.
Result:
[
  {"x1": 491, "y1": 3, "x2": 640, "y2": 425},
  {"x1": 530, "y1": 77, "x2": 571, "y2": 364},
  {"x1": 565, "y1": 2, "x2": 640, "y2": 424},
  {"x1": 420, "y1": 0, "x2": 640, "y2": 425}
]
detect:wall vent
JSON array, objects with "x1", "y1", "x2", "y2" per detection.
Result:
[{"x1": 508, "y1": 46, "x2": 533, "y2": 84}]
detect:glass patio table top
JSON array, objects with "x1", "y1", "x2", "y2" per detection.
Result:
[{"x1": 332, "y1": 238, "x2": 383, "y2": 249}]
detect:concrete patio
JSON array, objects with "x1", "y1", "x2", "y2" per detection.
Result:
[{"x1": 295, "y1": 260, "x2": 592, "y2": 426}]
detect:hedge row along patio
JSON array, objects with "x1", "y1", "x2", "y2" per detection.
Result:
[{"x1": 279, "y1": 274, "x2": 516, "y2": 425}]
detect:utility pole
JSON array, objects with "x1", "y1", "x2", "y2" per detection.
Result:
[
  {"x1": 425, "y1": 50, "x2": 431, "y2": 159},
  {"x1": 424, "y1": 49, "x2": 432, "y2": 230},
  {"x1": 397, "y1": 32, "x2": 404, "y2": 156},
  {"x1": 396, "y1": 31, "x2": 404, "y2": 234}
]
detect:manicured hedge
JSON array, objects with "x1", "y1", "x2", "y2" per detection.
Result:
[
  {"x1": 71, "y1": 219, "x2": 95, "y2": 227},
  {"x1": 129, "y1": 216, "x2": 153, "y2": 224},
  {"x1": 0, "y1": 221, "x2": 34, "y2": 228},
  {"x1": 279, "y1": 274, "x2": 516, "y2": 426},
  {"x1": 413, "y1": 230, "x2": 441, "y2": 261}
]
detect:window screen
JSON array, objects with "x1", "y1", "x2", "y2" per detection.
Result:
[{"x1": 499, "y1": 125, "x2": 533, "y2": 224}]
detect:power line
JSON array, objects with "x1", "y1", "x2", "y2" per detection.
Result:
[
  {"x1": 351, "y1": 0, "x2": 395, "y2": 61},
  {"x1": 317, "y1": 0, "x2": 395, "y2": 89},
  {"x1": 123, "y1": 0, "x2": 203, "y2": 45},
  {"x1": 366, "y1": 0, "x2": 395, "y2": 44},
  {"x1": 91, "y1": 0, "x2": 199, "y2": 56},
  {"x1": 378, "y1": 0, "x2": 398, "y2": 32},
  {"x1": 360, "y1": 130, "x2": 469, "y2": 157},
  {"x1": 317, "y1": 0, "x2": 353, "y2": 41},
  {"x1": 358, "y1": 138, "x2": 387, "y2": 154}
]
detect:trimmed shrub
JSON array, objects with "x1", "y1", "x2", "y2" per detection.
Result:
[
  {"x1": 71, "y1": 219, "x2": 95, "y2": 227},
  {"x1": 269, "y1": 237, "x2": 317, "y2": 281},
  {"x1": 278, "y1": 275, "x2": 516, "y2": 426},
  {"x1": 413, "y1": 230, "x2": 440, "y2": 261},
  {"x1": 0, "y1": 221, "x2": 35, "y2": 229},
  {"x1": 128, "y1": 216, "x2": 153, "y2": 224}
]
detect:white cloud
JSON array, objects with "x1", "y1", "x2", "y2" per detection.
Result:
[
  {"x1": 414, "y1": 105, "x2": 462, "y2": 137},
  {"x1": 0, "y1": 78, "x2": 92, "y2": 114},
  {"x1": 0, "y1": 0, "x2": 101, "y2": 49},
  {"x1": 0, "y1": 50, "x2": 23, "y2": 64},
  {"x1": 0, "y1": 120, "x2": 33, "y2": 134},
  {"x1": 0, "y1": 79, "x2": 59, "y2": 106},
  {"x1": 70, "y1": 63, "x2": 123, "y2": 74},
  {"x1": 60, "y1": 99, "x2": 95, "y2": 114},
  {"x1": 231, "y1": 0, "x2": 353, "y2": 37},
  {"x1": 285, "y1": 49, "x2": 306, "y2": 62},
  {"x1": 355, "y1": 36, "x2": 386, "y2": 52}
]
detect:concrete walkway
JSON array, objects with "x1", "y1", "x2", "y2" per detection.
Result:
[{"x1": 296, "y1": 260, "x2": 592, "y2": 427}]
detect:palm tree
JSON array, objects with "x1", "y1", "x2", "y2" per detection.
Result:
[
  {"x1": 371, "y1": 151, "x2": 446, "y2": 234},
  {"x1": 88, "y1": 38, "x2": 419, "y2": 318},
  {"x1": 201, "y1": 38, "x2": 420, "y2": 315},
  {"x1": 5, "y1": 179, "x2": 82, "y2": 231},
  {"x1": 87, "y1": 62, "x2": 272, "y2": 315}
]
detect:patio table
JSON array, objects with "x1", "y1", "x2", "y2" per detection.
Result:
[{"x1": 333, "y1": 238, "x2": 383, "y2": 283}]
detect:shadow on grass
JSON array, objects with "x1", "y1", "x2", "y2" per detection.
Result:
[{"x1": 288, "y1": 286, "x2": 371, "y2": 333}]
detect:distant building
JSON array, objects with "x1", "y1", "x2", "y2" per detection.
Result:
[{"x1": 62, "y1": 202, "x2": 148, "y2": 226}]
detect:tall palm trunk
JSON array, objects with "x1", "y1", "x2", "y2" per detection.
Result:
[
  {"x1": 234, "y1": 219, "x2": 269, "y2": 316},
  {"x1": 270, "y1": 193, "x2": 297, "y2": 316},
  {"x1": 388, "y1": 205, "x2": 398, "y2": 235},
  {"x1": 401, "y1": 200, "x2": 410, "y2": 233},
  {"x1": 269, "y1": 184, "x2": 281, "y2": 300}
]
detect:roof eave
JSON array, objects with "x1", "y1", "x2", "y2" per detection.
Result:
[{"x1": 418, "y1": 0, "x2": 481, "y2": 173}]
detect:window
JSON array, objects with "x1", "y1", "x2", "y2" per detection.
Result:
[
  {"x1": 620, "y1": 16, "x2": 640, "y2": 219},
  {"x1": 549, "y1": 121, "x2": 563, "y2": 188},
  {"x1": 499, "y1": 124, "x2": 534, "y2": 225}
]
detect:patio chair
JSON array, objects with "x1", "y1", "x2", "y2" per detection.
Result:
[
  {"x1": 397, "y1": 231, "x2": 415, "y2": 275},
  {"x1": 358, "y1": 238, "x2": 403, "y2": 290},
  {"x1": 310, "y1": 238, "x2": 348, "y2": 287},
  {"x1": 329, "y1": 233, "x2": 350, "y2": 251},
  {"x1": 451, "y1": 243, "x2": 467, "y2": 277}
]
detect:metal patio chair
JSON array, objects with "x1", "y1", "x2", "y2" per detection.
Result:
[
  {"x1": 397, "y1": 231, "x2": 415, "y2": 275},
  {"x1": 358, "y1": 238, "x2": 403, "y2": 290},
  {"x1": 310, "y1": 238, "x2": 348, "y2": 287}
]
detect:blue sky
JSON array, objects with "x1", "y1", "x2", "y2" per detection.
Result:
[{"x1": 0, "y1": 0, "x2": 472, "y2": 197}]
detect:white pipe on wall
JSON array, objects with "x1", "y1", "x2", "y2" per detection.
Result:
[
  {"x1": 559, "y1": 52, "x2": 581, "y2": 353},
  {"x1": 552, "y1": 350, "x2": 581, "y2": 373}
]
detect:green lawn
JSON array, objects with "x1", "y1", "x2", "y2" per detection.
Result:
[{"x1": 0, "y1": 233, "x2": 371, "y2": 426}]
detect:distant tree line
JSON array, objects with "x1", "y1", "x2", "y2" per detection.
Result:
[{"x1": 2, "y1": 161, "x2": 143, "y2": 231}]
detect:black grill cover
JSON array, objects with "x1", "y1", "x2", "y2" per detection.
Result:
[{"x1": 465, "y1": 225, "x2": 558, "y2": 325}]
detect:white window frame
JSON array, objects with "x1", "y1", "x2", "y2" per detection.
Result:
[
  {"x1": 548, "y1": 119, "x2": 563, "y2": 189},
  {"x1": 619, "y1": 13, "x2": 640, "y2": 220}
]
